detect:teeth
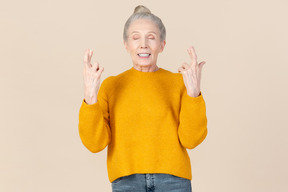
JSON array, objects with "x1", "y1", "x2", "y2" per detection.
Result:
[{"x1": 138, "y1": 53, "x2": 150, "y2": 57}]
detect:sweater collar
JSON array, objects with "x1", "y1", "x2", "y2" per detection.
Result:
[{"x1": 129, "y1": 66, "x2": 163, "y2": 75}]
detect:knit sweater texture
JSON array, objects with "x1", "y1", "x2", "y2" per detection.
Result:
[{"x1": 78, "y1": 66, "x2": 208, "y2": 183}]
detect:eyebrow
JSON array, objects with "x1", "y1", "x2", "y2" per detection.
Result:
[{"x1": 131, "y1": 31, "x2": 157, "y2": 35}]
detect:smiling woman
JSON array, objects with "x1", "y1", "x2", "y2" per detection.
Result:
[
  {"x1": 79, "y1": 4, "x2": 208, "y2": 192},
  {"x1": 123, "y1": 18, "x2": 166, "y2": 72}
]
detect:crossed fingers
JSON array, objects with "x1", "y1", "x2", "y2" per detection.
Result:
[
  {"x1": 187, "y1": 46, "x2": 205, "y2": 71},
  {"x1": 83, "y1": 49, "x2": 99, "y2": 72}
]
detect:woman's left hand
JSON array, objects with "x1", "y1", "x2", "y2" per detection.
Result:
[{"x1": 178, "y1": 46, "x2": 206, "y2": 97}]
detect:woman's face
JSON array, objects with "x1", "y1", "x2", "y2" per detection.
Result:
[{"x1": 124, "y1": 19, "x2": 166, "y2": 68}]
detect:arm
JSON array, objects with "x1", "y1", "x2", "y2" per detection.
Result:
[
  {"x1": 78, "y1": 78, "x2": 111, "y2": 153},
  {"x1": 177, "y1": 45, "x2": 207, "y2": 149},
  {"x1": 178, "y1": 90, "x2": 208, "y2": 149}
]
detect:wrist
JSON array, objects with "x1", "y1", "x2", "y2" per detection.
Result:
[
  {"x1": 187, "y1": 91, "x2": 200, "y2": 97},
  {"x1": 84, "y1": 96, "x2": 97, "y2": 105}
]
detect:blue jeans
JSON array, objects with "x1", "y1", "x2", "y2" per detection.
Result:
[{"x1": 111, "y1": 173, "x2": 192, "y2": 192}]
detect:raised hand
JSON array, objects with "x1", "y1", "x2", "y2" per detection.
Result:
[
  {"x1": 83, "y1": 48, "x2": 104, "y2": 104},
  {"x1": 178, "y1": 46, "x2": 206, "y2": 97}
]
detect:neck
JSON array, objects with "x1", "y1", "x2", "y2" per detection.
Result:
[{"x1": 133, "y1": 65, "x2": 159, "y2": 72}]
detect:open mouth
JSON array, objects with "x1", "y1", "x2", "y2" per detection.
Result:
[{"x1": 137, "y1": 53, "x2": 151, "y2": 58}]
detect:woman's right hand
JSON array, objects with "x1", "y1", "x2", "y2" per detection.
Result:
[{"x1": 83, "y1": 48, "x2": 104, "y2": 105}]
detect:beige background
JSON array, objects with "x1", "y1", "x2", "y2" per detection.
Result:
[{"x1": 1, "y1": 0, "x2": 287, "y2": 191}]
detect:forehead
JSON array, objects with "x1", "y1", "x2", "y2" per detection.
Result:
[{"x1": 128, "y1": 19, "x2": 159, "y2": 34}]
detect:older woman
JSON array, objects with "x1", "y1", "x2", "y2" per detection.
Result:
[{"x1": 79, "y1": 5, "x2": 207, "y2": 192}]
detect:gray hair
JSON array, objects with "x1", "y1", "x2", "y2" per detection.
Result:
[{"x1": 123, "y1": 5, "x2": 166, "y2": 43}]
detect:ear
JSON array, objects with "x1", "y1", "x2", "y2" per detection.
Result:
[
  {"x1": 124, "y1": 40, "x2": 128, "y2": 52},
  {"x1": 159, "y1": 40, "x2": 166, "y2": 53}
]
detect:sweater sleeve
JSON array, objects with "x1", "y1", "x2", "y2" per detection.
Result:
[
  {"x1": 78, "y1": 78, "x2": 112, "y2": 153},
  {"x1": 178, "y1": 90, "x2": 208, "y2": 149}
]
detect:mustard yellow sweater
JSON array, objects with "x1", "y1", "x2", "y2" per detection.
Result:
[{"x1": 78, "y1": 66, "x2": 208, "y2": 183}]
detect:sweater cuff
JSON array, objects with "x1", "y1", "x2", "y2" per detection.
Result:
[
  {"x1": 182, "y1": 91, "x2": 204, "y2": 103},
  {"x1": 81, "y1": 98, "x2": 100, "y2": 112}
]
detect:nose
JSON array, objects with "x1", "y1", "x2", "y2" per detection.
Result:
[{"x1": 140, "y1": 38, "x2": 147, "y2": 48}]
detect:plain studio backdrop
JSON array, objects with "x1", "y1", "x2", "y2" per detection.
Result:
[{"x1": 1, "y1": 0, "x2": 287, "y2": 191}]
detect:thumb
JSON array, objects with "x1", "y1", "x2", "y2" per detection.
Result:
[
  {"x1": 98, "y1": 66, "x2": 104, "y2": 74},
  {"x1": 94, "y1": 66, "x2": 104, "y2": 79}
]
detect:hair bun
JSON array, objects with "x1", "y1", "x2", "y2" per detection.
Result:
[{"x1": 134, "y1": 5, "x2": 151, "y2": 14}]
